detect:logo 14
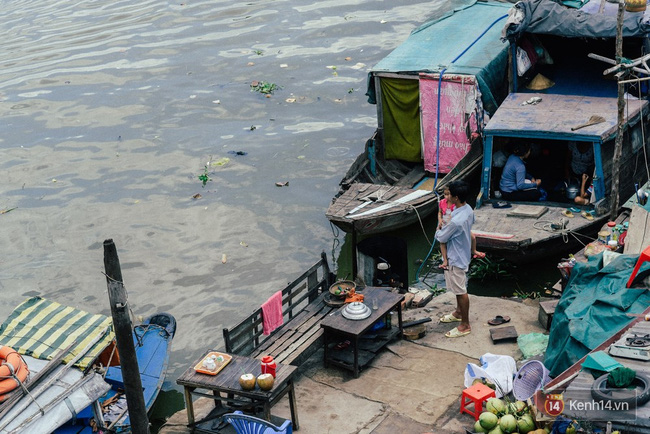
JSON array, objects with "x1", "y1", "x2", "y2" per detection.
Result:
[{"x1": 544, "y1": 393, "x2": 565, "y2": 416}]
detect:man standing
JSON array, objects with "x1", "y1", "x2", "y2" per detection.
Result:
[{"x1": 435, "y1": 180, "x2": 474, "y2": 338}]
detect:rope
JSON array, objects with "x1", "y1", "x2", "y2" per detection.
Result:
[
  {"x1": 532, "y1": 220, "x2": 596, "y2": 247},
  {"x1": 637, "y1": 78, "x2": 650, "y2": 182},
  {"x1": 620, "y1": 69, "x2": 650, "y2": 183},
  {"x1": 2, "y1": 354, "x2": 41, "y2": 414}
]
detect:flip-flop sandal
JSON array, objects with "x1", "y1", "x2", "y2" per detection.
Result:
[
  {"x1": 488, "y1": 315, "x2": 511, "y2": 326},
  {"x1": 445, "y1": 327, "x2": 471, "y2": 338},
  {"x1": 333, "y1": 340, "x2": 350, "y2": 350},
  {"x1": 569, "y1": 206, "x2": 581, "y2": 213},
  {"x1": 492, "y1": 201, "x2": 512, "y2": 209},
  {"x1": 440, "y1": 313, "x2": 462, "y2": 323},
  {"x1": 473, "y1": 252, "x2": 486, "y2": 259},
  {"x1": 581, "y1": 211, "x2": 594, "y2": 221},
  {"x1": 562, "y1": 209, "x2": 574, "y2": 218}
]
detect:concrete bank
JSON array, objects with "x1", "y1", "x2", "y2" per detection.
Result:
[{"x1": 160, "y1": 292, "x2": 548, "y2": 434}]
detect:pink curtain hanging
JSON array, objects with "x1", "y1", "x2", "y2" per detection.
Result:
[{"x1": 420, "y1": 74, "x2": 478, "y2": 174}]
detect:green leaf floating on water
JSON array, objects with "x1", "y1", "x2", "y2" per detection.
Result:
[{"x1": 250, "y1": 81, "x2": 281, "y2": 95}]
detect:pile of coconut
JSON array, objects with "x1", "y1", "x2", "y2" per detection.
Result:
[{"x1": 473, "y1": 397, "x2": 560, "y2": 434}]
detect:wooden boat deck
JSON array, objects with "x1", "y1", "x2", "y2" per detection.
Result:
[
  {"x1": 472, "y1": 203, "x2": 607, "y2": 260},
  {"x1": 325, "y1": 183, "x2": 438, "y2": 235}
]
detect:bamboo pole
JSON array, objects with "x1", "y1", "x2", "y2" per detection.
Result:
[
  {"x1": 8, "y1": 372, "x2": 97, "y2": 433},
  {"x1": 103, "y1": 239, "x2": 150, "y2": 434},
  {"x1": 610, "y1": 0, "x2": 625, "y2": 221}
]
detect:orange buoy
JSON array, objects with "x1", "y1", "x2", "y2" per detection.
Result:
[
  {"x1": 0, "y1": 346, "x2": 25, "y2": 378},
  {"x1": 0, "y1": 346, "x2": 28, "y2": 396}
]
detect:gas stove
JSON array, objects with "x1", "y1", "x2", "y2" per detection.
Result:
[{"x1": 609, "y1": 333, "x2": 650, "y2": 361}]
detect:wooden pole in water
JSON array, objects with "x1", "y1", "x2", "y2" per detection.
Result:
[
  {"x1": 103, "y1": 239, "x2": 150, "y2": 434},
  {"x1": 610, "y1": 0, "x2": 625, "y2": 221}
]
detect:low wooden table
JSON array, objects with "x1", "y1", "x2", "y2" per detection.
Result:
[
  {"x1": 320, "y1": 287, "x2": 404, "y2": 378},
  {"x1": 177, "y1": 351, "x2": 299, "y2": 432}
]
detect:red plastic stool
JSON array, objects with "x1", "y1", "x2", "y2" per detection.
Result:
[
  {"x1": 627, "y1": 245, "x2": 650, "y2": 288},
  {"x1": 460, "y1": 383, "x2": 496, "y2": 420}
]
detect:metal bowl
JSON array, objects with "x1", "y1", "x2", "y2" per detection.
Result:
[{"x1": 341, "y1": 302, "x2": 371, "y2": 320}]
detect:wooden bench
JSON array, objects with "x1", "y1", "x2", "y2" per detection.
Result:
[{"x1": 222, "y1": 252, "x2": 336, "y2": 366}]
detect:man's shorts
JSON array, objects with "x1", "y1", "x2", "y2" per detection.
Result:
[{"x1": 444, "y1": 265, "x2": 467, "y2": 295}]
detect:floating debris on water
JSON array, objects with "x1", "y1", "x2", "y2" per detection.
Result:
[{"x1": 211, "y1": 157, "x2": 230, "y2": 167}]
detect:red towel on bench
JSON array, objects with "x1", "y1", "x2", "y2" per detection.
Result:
[{"x1": 262, "y1": 290, "x2": 283, "y2": 335}]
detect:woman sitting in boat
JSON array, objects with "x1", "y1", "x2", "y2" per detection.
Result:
[
  {"x1": 574, "y1": 173, "x2": 593, "y2": 206},
  {"x1": 565, "y1": 141, "x2": 594, "y2": 186},
  {"x1": 499, "y1": 142, "x2": 543, "y2": 201},
  {"x1": 565, "y1": 140, "x2": 594, "y2": 203}
]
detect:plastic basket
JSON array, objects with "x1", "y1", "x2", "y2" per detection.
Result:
[{"x1": 512, "y1": 360, "x2": 550, "y2": 401}]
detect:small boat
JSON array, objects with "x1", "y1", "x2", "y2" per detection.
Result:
[
  {"x1": 57, "y1": 312, "x2": 176, "y2": 433},
  {"x1": 326, "y1": 1, "x2": 512, "y2": 236},
  {"x1": 0, "y1": 297, "x2": 175, "y2": 434},
  {"x1": 472, "y1": 0, "x2": 650, "y2": 263}
]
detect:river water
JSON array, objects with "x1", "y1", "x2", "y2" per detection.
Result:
[{"x1": 1, "y1": 0, "x2": 487, "y2": 423}]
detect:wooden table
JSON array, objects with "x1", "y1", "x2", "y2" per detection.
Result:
[
  {"x1": 176, "y1": 351, "x2": 299, "y2": 431},
  {"x1": 320, "y1": 287, "x2": 404, "y2": 378}
]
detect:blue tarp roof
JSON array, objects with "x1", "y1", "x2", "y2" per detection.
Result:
[
  {"x1": 366, "y1": 1, "x2": 512, "y2": 114},
  {"x1": 370, "y1": 1, "x2": 511, "y2": 76},
  {"x1": 503, "y1": 0, "x2": 650, "y2": 40}
]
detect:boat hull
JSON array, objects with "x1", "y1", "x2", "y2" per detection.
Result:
[
  {"x1": 56, "y1": 312, "x2": 176, "y2": 434},
  {"x1": 326, "y1": 183, "x2": 439, "y2": 235}
]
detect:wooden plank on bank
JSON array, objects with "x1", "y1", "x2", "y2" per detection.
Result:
[{"x1": 624, "y1": 205, "x2": 650, "y2": 254}]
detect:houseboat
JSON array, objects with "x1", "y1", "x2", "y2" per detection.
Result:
[
  {"x1": 326, "y1": 0, "x2": 512, "y2": 236},
  {"x1": 472, "y1": 0, "x2": 650, "y2": 263}
]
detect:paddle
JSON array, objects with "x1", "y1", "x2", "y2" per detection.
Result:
[{"x1": 571, "y1": 115, "x2": 606, "y2": 131}]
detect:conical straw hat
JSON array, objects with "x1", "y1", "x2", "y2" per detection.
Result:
[{"x1": 526, "y1": 73, "x2": 555, "y2": 90}]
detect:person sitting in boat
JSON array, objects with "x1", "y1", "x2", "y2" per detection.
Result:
[
  {"x1": 574, "y1": 173, "x2": 593, "y2": 206},
  {"x1": 499, "y1": 143, "x2": 543, "y2": 201},
  {"x1": 565, "y1": 141, "x2": 594, "y2": 185},
  {"x1": 437, "y1": 186, "x2": 484, "y2": 270}
]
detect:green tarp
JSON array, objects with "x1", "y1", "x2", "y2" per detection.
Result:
[
  {"x1": 380, "y1": 78, "x2": 421, "y2": 162},
  {"x1": 544, "y1": 253, "x2": 650, "y2": 378},
  {"x1": 0, "y1": 297, "x2": 114, "y2": 370}
]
